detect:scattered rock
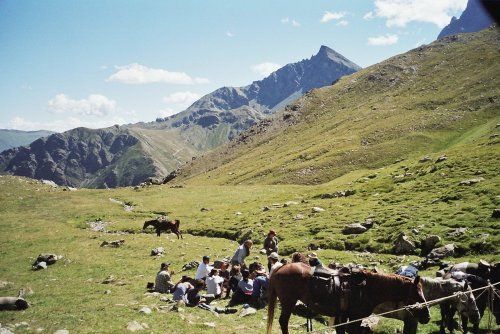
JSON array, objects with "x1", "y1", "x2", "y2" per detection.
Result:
[
  {"x1": 342, "y1": 223, "x2": 367, "y2": 235},
  {"x1": 100, "y1": 240, "x2": 125, "y2": 248},
  {"x1": 200, "y1": 208, "x2": 211, "y2": 212},
  {"x1": 87, "y1": 220, "x2": 110, "y2": 232},
  {"x1": 203, "y1": 322, "x2": 216, "y2": 328},
  {"x1": 235, "y1": 212, "x2": 242, "y2": 215},
  {"x1": 421, "y1": 235, "x2": 441, "y2": 255},
  {"x1": 294, "y1": 214, "x2": 305, "y2": 220},
  {"x1": 312, "y1": 207, "x2": 325, "y2": 213},
  {"x1": 0, "y1": 326, "x2": 14, "y2": 334},
  {"x1": 284, "y1": 201, "x2": 299, "y2": 206},
  {"x1": 139, "y1": 307, "x2": 152, "y2": 315},
  {"x1": 419, "y1": 156, "x2": 431, "y2": 163},
  {"x1": 33, "y1": 262, "x2": 48, "y2": 270},
  {"x1": 0, "y1": 281, "x2": 13, "y2": 289},
  {"x1": 41, "y1": 180, "x2": 58, "y2": 188},
  {"x1": 259, "y1": 249, "x2": 267, "y2": 255},
  {"x1": 182, "y1": 261, "x2": 199, "y2": 271},
  {"x1": 315, "y1": 190, "x2": 355, "y2": 199},
  {"x1": 53, "y1": 330, "x2": 69, "y2": 334},
  {"x1": 104, "y1": 290, "x2": 112, "y2": 295},
  {"x1": 447, "y1": 227, "x2": 467, "y2": 237},
  {"x1": 262, "y1": 206, "x2": 270, "y2": 212},
  {"x1": 435, "y1": 155, "x2": 447, "y2": 163},
  {"x1": 150, "y1": 247, "x2": 164, "y2": 256},
  {"x1": 361, "y1": 219, "x2": 375, "y2": 229},
  {"x1": 102, "y1": 275, "x2": 116, "y2": 284},
  {"x1": 239, "y1": 307, "x2": 257, "y2": 317},
  {"x1": 459, "y1": 177, "x2": 484, "y2": 186},
  {"x1": 492, "y1": 209, "x2": 500, "y2": 219},
  {"x1": 126, "y1": 321, "x2": 148, "y2": 332},
  {"x1": 393, "y1": 233, "x2": 416, "y2": 254},
  {"x1": 427, "y1": 244, "x2": 455, "y2": 260}
]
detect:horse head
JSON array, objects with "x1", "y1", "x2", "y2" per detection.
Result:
[
  {"x1": 408, "y1": 276, "x2": 431, "y2": 324},
  {"x1": 143, "y1": 220, "x2": 155, "y2": 229}
]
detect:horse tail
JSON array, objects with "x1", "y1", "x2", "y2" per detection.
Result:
[
  {"x1": 174, "y1": 219, "x2": 180, "y2": 227},
  {"x1": 266, "y1": 278, "x2": 277, "y2": 334}
]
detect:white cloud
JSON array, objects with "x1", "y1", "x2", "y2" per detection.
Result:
[
  {"x1": 47, "y1": 94, "x2": 116, "y2": 116},
  {"x1": 367, "y1": 34, "x2": 399, "y2": 46},
  {"x1": 163, "y1": 91, "x2": 200, "y2": 105},
  {"x1": 281, "y1": 17, "x2": 300, "y2": 27},
  {"x1": 320, "y1": 11, "x2": 346, "y2": 23},
  {"x1": 100, "y1": 65, "x2": 108, "y2": 70},
  {"x1": 226, "y1": 31, "x2": 235, "y2": 37},
  {"x1": 5, "y1": 115, "x2": 128, "y2": 133},
  {"x1": 373, "y1": 0, "x2": 467, "y2": 28},
  {"x1": 251, "y1": 62, "x2": 282, "y2": 77},
  {"x1": 107, "y1": 63, "x2": 209, "y2": 85},
  {"x1": 337, "y1": 20, "x2": 349, "y2": 26},
  {"x1": 363, "y1": 11, "x2": 375, "y2": 20}
]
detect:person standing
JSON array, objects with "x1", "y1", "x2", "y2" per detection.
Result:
[
  {"x1": 231, "y1": 240, "x2": 253, "y2": 267},
  {"x1": 195, "y1": 255, "x2": 213, "y2": 280},
  {"x1": 155, "y1": 262, "x2": 174, "y2": 293},
  {"x1": 264, "y1": 230, "x2": 278, "y2": 271}
]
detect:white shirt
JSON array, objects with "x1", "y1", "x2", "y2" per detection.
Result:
[
  {"x1": 195, "y1": 262, "x2": 213, "y2": 280},
  {"x1": 270, "y1": 262, "x2": 283, "y2": 276},
  {"x1": 205, "y1": 275, "x2": 224, "y2": 295}
]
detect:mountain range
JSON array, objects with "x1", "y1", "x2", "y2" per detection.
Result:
[
  {"x1": 0, "y1": 129, "x2": 54, "y2": 152},
  {"x1": 0, "y1": 46, "x2": 360, "y2": 188}
]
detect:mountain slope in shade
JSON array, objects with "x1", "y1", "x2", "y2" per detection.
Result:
[
  {"x1": 438, "y1": 0, "x2": 494, "y2": 39},
  {"x1": 0, "y1": 46, "x2": 360, "y2": 188},
  {"x1": 0, "y1": 129, "x2": 54, "y2": 152},
  {"x1": 172, "y1": 28, "x2": 500, "y2": 186}
]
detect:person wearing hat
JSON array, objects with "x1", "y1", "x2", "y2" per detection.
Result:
[
  {"x1": 264, "y1": 230, "x2": 279, "y2": 271},
  {"x1": 155, "y1": 262, "x2": 174, "y2": 293},
  {"x1": 230, "y1": 240, "x2": 253, "y2": 267},
  {"x1": 195, "y1": 255, "x2": 213, "y2": 280},
  {"x1": 308, "y1": 252, "x2": 323, "y2": 268},
  {"x1": 268, "y1": 252, "x2": 283, "y2": 276},
  {"x1": 251, "y1": 267, "x2": 269, "y2": 308}
]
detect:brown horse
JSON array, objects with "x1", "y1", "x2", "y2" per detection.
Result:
[
  {"x1": 266, "y1": 262, "x2": 430, "y2": 334},
  {"x1": 143, "y1": 218, "x2": 182, "y2": 239}
]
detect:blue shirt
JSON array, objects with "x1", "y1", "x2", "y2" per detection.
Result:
[{"x1": 252, "y1": 275, "x2": 269, "y2": 298}]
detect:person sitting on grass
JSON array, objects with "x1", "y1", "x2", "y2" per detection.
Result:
[
  {"x1": 205, "y1": 269, "x2": 224, "y2": 300},
  {"x1": 172, "y1": 276, "x2": 193, "y2": 302},
  {"x1": 219, "y1": 262, "x2": 231, "y2": 298},
  {"x1": 231, "y1": 240, "x2": 253, "y2": 267},
  {"x1": 195, "y1": 255, "x2": 213, "y2": 280},
  {"x1": 155, "y1": 262, "x2": 174, "y2": 293},
  {"x1": 251, "y1": 267, "x2": 269, "y2": 308},
  {"x1": 308, "y1": 253, "x2": 323, "y2": 268},
  {"x1": 227, "y1": 264, "x2": 242, "y2": 298},
  {"x1": 184, "y1": 279, "x2": 205, "y2": 306},
  {"x1": 268, "y1": 252, "x2": 283, "y2": 276},
  {"x1": 229, "y1": 269, "x2": 253, "y2": 306}
]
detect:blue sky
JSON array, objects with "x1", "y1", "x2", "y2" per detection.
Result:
[{"x1": 0, "y1": 0, "x2": 467, "y2": 132}]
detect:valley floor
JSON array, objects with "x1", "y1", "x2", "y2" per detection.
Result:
[{"x1": 0, "y1": 172, "x2": 498, "y2": 333}]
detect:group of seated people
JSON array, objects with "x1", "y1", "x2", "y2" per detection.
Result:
[{"x1": 152, "y1": 233, "x2": 285, "y2": 310}]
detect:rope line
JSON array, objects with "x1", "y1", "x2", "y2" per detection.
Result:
[{"x1": 300, "y1": 281, "x2": 500, "y2": 334}]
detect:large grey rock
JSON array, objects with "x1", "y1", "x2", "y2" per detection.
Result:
[
  {"x1": 393, "y1": 233, "x2": 416, "y2": 254},
  {"x1": 421, "y1": 235, "x2": 441, "y2": 255},
  {"x1": 428, "y1": 244, "x2": 455, "y2": 259},
  {"x1": 239, "y1": 307, "x2": 257, "y2": 317},
  {"x1": 150, "y1": 247, "x2": 164, "y2": 256},
  {"x1": 312, "y1": 207, "x2": 325, "y2": 213},
  {"x1": 53, "y1": 330, "x2": 69, "y2": 334},
  {"x1": 342, "y1": 223, "x2": 367, "y2": 235},
  {"x1": 126, "y1": 321, "x2": 148, "y2": 332}
]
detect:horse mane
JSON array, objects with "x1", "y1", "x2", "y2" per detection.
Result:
[
  {"x1": 420, "y1": 277, "x2": 464, "y2": 300},
  {"x1": 363, "y1": 270, "x2": 416, "y2": 299}
]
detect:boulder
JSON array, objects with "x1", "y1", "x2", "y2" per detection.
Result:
[
  {"x1": 342, "y1": 223, "x2": 367, "y2": 235},
  {"x1": 362, "y1": 219, "x2": 375, "y2": 229},
  {"x1": 294, "y1": 214, "x2": 305, "y2": 220},
  {"x1": 53, "y1": 330, "x2": 69, "y2": 334},
  {"x1": 126, "y1": 321, "x2": 148, "y2": 332},
  {"x1": 182, "y1": 261, "x2": 199, "y2": 271},
  {"x1": 421, "y1": 235, "x2": 441, "y2": 255},
  {"x1": 312, "y1": 207, "x2": 325, "y2": 213},
  {"x1": 428, "y1": 244, "x2": 455, "y2": 260},
  {"x1": 100, "y1": 240, "x2": 125, "y2": 248},
  {"x1": 419, "y1": 156, "x2": 431, "y2": 163},
  {"x1": 262, "y1": 206, "x2": 270, "y2": 212},
  {"x1": 435, "y1": 155, "x2": 447, "y2": 163},
  {"x1": 150, "y1": 247, "x2": 164, "y2": 256},
  {"x1": 139, "y1": 307, "x2": 152, "y2": 315},
  {"x1": 492, "y1": 209, "x2": 500, "y2": 218},
  {"x1": 393, "y1": 233, "x2": 416, "y2": 254},
  {"x1": 459, "y1": 177, "x2": 484, "y2": 186},
  {"x1": 239, "y1": 306, "x2": 257, "y2": 317},
  {"x1": 447, "y1": 227, "x2": 467, "y2": 237},
  {"x1": 33, "y1": 253, "x2": 59, "y2": 267}
]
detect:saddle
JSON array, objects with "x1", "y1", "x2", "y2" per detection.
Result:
[{"x1": 308, "y1": 266, "x2": 366, "y2": 314}]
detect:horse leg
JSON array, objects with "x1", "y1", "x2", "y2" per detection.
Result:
[
  {"x1": 439, "y1": 303, "x2": 448, "y2": 334},
  {"x1": 278, "y1": 299, "x2": 295, "y2": 334},
  {"x1": 156, "y1": 228, "x2": 161, "y2": 237},
  {"x1": 306, "y1": 318, "x2": 312, "y2": 332},
  {"x1": 403, "y1": 319, "x2": 418, "y2": 334},
  {"x1": 461, "y1": 314, "x2": 468, "y2": 334},
  {"x1": 335, "y1": 315, "x2": 346, "y2": 334}
]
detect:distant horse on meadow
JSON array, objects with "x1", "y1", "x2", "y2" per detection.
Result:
[
  {"x1": 143, "y1": 218, "x2": 182, "y2": 239},
  {"x1": 266, "y1": 263, "x2": 430, "y2": 334}
]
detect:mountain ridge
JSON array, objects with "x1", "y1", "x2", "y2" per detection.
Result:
[{"x1": 438, "y1": 0, "x2": 494, "y2": 39}]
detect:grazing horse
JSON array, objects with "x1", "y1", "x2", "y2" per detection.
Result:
[
  {"x1": 373, "y1": 277, "x2": 480, "y2": 334},
  {"x1": 143, "y1": 218, "x2": 182, "y2": 239},
  {"x1": 266, "y1": 262, "x2": 430, "y2": 334}
]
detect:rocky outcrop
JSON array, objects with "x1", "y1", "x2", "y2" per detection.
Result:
[{"x1": 437, "y1": 0, "x2": 494, "y2": 39}]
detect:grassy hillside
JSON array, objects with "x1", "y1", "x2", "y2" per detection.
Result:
[
  {"x1": 175, "y1": 28, "x2": 500, "y2": 186},
  {"x1": 0, "y1": 129, "x2": 54, "y2": 153}
]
